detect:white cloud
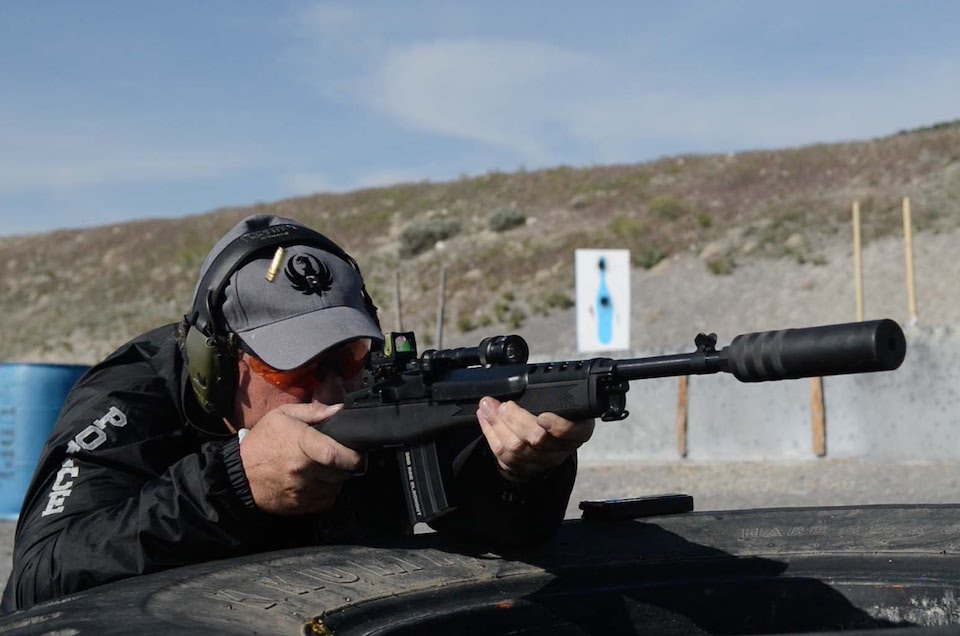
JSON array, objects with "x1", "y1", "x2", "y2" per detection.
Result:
[
  {"x1": 567, "y1": 58, "x2": 960, "y2": 155},
  {"x1": 364, "y1": 38, "x2": 960, "y2": 163},
  {"x1": 370, "y1": 39, "x2": 604, "y2": 162},
  {"x1": 287, "y1": 7, "x2": 960, "y2": 170},
  {"x1": 296, "y1": 2, "x2": 368, "y2": 41},
  {"x1": 286, "y1": 2, "x2": 382, "y2": 84}
]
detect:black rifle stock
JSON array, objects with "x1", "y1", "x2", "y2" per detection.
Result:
[{"x1": 318, "y1": 319, "x2": 906, "y2": 525}]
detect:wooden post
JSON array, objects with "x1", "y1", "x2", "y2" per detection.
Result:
[
  {"x1": 902, "y1": 197, "x2": 919, "y2": 325},
  {"x1": 677, "y1": 376, "x2": 689, "y2": 458},
  {"x1": 852, "y1": 200, "x2": 864, "y2": 322},
  {"x1": 394, "y1": 271, "x2": 403, "y2": 332},
  {"x1": 435, "y1": 267, "x2": 447, "y2": 349},
  {"x1": 811, "y1": 377, "x2": 826, "y2": 457}
]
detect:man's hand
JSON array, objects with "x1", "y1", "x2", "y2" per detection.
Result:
[
  {"x1": 239, "y1": 402, "x2": 363, "y2": 515},
  {"x1": 477, "y1": 397, "x2": 595, "y2": 482}
]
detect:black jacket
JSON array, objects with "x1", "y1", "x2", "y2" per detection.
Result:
[{"x1": 1, "y1": 324, "x2": 576, "y2": 613}]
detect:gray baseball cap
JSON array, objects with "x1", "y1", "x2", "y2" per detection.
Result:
[{"x1": 195, "y1": 215, "x2": 383, "y2": 370}]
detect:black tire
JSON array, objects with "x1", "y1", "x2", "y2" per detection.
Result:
[{"x1": 2, "y1": 504, "x2": 960, "y2": 635}]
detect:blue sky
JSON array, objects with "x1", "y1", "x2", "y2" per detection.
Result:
[{"x1": 2, "y1": 1, "x2": 959, "y2": 236}]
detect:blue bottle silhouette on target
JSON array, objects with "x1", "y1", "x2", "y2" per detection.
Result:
[
  {"x1": 576, "y1": 248, "x2": 630, "y2": 353},
  {"x1": 596, "y1": 257, "x2": 613, "y2": 345}
]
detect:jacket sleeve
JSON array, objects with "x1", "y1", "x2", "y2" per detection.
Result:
[
  {"x1": 3, "y1": 355, "x2": 281, "y2": 611},
  {"x1": 427, "y1": 433, "x2": 577, "y2": 546},
  {"x1": 5, "y1": 434, "x2": 278, "y2": 611}
]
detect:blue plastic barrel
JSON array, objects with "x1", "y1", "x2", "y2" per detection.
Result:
[{"x1": 0, "y1": 363, "x2": 89, "y2": 520}]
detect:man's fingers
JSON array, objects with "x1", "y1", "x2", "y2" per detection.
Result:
[
  {"x1": 478, "y1": 405, "x2": 524, "y2": 457},
  {"x1": 482, "y1": 399, "x2": 592, "y2": 451},
  {"x1": 276, "y1": 401, "x2": 344, "y2": 424},
  {"x1": 478, "y1": 396, "x2": 596, "y2": 480},
  {"x1": 297, "y1": 427, "x2": 364, "y2": 473},
  {"x1": 242, "y1": 403, "x2": 363, "y2": 515},
  {"x1": 535, "y1": 412, "x2": 596, "y2": 445}
]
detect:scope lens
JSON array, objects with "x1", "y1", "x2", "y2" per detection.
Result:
[{"x1": 500, "y1": 336, "x2": 528, "y2": 364}]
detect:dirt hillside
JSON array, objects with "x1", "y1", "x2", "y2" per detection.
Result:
[{"x1": 1, "y1": 121, "x2": 958, "y2": 363}]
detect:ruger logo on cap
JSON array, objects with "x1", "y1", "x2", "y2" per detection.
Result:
[{"x1": 285, "y1": 253, "x2": 334, "y2": 295}]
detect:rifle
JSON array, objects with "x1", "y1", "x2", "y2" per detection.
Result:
[{"x1": 319, "y1": 319, "x2": 906, "y2": 525}]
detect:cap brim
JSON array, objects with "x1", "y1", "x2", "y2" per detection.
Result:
[{"x1": 238, "y1": 305, "x2": 384, "y2": 370}]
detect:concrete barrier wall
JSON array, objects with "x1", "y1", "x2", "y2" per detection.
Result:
[
  {"x1": 581, "y1": 375, "x2": 679, "y2": 461},
  {"x1": 576, "y1": 324, "x2": 959, "y2": 462},
  {"x1": 824, "y1": 325, "x2": 960, "y2": 459},
  {"x1": 686, "y1": 376, "x2": 812, "y2": 460}
]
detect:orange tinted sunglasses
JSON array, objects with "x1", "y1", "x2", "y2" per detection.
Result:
[{"x1": 245, "y1": 339, "x2": 371, "y2": 393}]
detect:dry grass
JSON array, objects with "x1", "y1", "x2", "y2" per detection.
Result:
[{"x1": 2, "y1": 121, "x2": 959, "y2": 363}]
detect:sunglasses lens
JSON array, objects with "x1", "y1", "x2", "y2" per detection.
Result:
[
  {"x1": 246, "y1": 339, "x2": 371, "y2": 393},
  {"x1": 336, "y1": 339, "x2": 371, "y2": 377},
  {"x1": 246, "y1": 357, "x2": 312, "y2": 390}
]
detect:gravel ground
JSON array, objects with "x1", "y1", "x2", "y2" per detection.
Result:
[{"x1": 3, "y1": 458, "x2": 958, "y2": 597}]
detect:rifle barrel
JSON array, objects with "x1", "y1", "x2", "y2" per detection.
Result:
[{"x1": 613, "y1": 351, "x2": 725, "y2": 381}]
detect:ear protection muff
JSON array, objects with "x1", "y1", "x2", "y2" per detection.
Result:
[{"x1": 181, "y1": 223, "x2": 379, "y2": 417}]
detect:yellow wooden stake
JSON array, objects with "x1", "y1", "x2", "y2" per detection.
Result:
[
  {"x1": 677, "y1": 376, "x2": 689, "y2": 458},
  {"x1": 902, "y1": 197, "x2": 919, "y2": 325},
  {"x1": 811, "y1": 377, "x2": 826, "y2": 457},
  {"x1": 852, "y1": 201, "x2": 864, "y2": 322}
]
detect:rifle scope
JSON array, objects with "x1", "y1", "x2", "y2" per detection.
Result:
[
  {"x1": 613, "y1": 319, "x2": 906, "y2": 383},
  {"x1": 420, "y1": 334, "x2": 529, "y2": 369}
]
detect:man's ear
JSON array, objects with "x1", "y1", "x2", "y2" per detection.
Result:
[{"x1": 235, "y1": 354, "x2": 253, "y2": 405}]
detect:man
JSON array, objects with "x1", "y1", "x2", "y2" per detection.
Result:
[{"x1": 2, "y1": 215, "x2": 594, "y2": 612}]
